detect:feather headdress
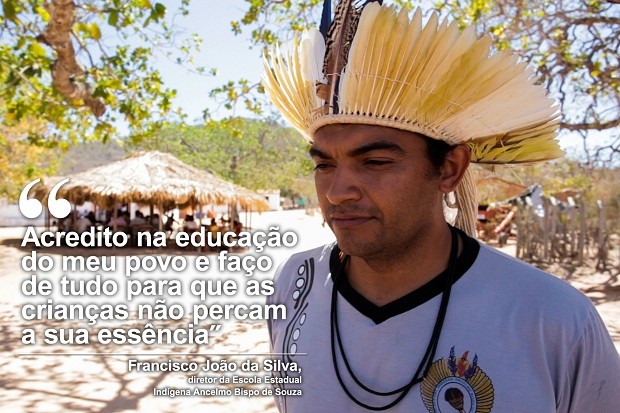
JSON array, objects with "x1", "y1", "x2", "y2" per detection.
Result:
[{"x1": 262, "y1": 0, "x2": 563, "y2": 235}]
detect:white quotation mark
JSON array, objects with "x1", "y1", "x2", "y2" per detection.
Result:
[{"x1": 19, "y1": 178, "x2": 71, "y2": 219}]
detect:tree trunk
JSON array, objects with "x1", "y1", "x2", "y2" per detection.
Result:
[{"x1": 38, "y1": 0, "x2": 105, "y2": 117}]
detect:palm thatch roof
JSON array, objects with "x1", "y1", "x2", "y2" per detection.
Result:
[
  {"x1": 476, "y1": 175, "x2": 527, "y2": 205},
  {"x1": 34, "y1": 151, "x2": 269, "y2": 212}
]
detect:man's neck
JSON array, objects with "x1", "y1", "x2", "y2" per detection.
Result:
[{"x1": 345, "y1": 224, "x2": 460, "y2": 307}]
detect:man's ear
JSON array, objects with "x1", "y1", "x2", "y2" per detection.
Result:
[{"x1": 439, "y1": 145, "x2": 471, "y2": 193}]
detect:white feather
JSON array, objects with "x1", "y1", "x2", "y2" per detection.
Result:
[{"x1": 300, "y1": 29, "x2": 326, "y2": 83}]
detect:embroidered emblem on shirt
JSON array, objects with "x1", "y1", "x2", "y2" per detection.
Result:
[
  {"x1": 281, "y1": 258, "x2": 314, "y2": 358},
  {"x1": 421, "y1": 346, "x2": 494, "y2": 413},
  {"x1": 275, "y1": 258, "x2": 314, "y2": 412}
]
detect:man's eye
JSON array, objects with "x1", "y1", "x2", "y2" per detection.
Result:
[
  {"x1": 314, "y1": 163, "x2": 332, "y2": 171},
  {"x1": 364, "y1": 159, "x2": 392, "y2": 166}
]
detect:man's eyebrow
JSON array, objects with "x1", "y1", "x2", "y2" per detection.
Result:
[
  {"x1": 308, "y1": 140, "x2": 405, "y2": 159},
  {"x1": 308, "y1": 146, "x2": 331, "y2": 159},
  {"x1": 348, "y1": 140, "x2": 405, "y2": 157}
]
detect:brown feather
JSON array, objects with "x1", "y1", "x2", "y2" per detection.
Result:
[{"x1": 319, "y1": 0, "x2": 375, "y2": 114}]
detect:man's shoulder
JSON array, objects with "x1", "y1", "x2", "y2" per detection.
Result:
[
  {"x1": 476, "y1": 242, "x2": 567, "y2": 279},
  {"x1": 268, "y1": 243, "x2": 335, "y2": 305},
  {"x1": 276, "y1": 243, "x2": 335, "y2": 272},
  {"x1": 473, "y1": 242, "x2": 593, "y2": 311},
  {"x1": 272, "y1": 243, "x2": 335, "y2": 284}
]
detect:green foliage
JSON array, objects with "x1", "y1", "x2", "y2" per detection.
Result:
[
  {"x1": 0, "y1": 0, "x2": 199, "y2": 144},
  {"x1": 211, "y1": 0, "x2": 323, "y2": 110},
  {"x1": 489, "y1": 159, "x2": 592, "y2": 194},
  {"x1": 55, "y1": 139, "x2": 125, "y2": 175},
  {"x1": 129, "y1": 117, "x2": 314, "y2": 195},
  {"x1": 0, "y1": 117, "x2": 59, "y2": 200},
  {"x1": 209, "y1": 79, "x2": 264, "y2": 116},
  {"x1": 231, "y1": 0, "x2": 322, "y2": 46}
]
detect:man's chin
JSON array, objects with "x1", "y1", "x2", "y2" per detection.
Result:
[{"x1": 334, "y1": 237, "x2": 380, "y2": 258}]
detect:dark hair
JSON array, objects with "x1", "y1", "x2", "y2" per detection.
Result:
[{"x1": 422, "y1": 135, "x2": 455, "y2": 174}]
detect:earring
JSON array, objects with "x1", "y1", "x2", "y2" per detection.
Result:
[{"x1": 443, "y1": 191, "x2": 458, "y2": 208}]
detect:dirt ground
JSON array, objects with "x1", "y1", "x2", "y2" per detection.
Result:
[{"x1": 1, "y1": 211, "x2": 618, "y2": 412}]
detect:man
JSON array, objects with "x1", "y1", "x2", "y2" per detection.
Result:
[
  {"x1": 263, "y1": 1, "x2": 620, "y2": 411},
  {"x1": 75, "y1": 212, "x2": 93, "y2": 233},
  {"x1": 129, "y1": 210, "x2": 147, "y2": 226}
]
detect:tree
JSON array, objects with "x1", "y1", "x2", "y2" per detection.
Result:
[
  {"x1": 131, "y1": 117, "x2": 314, "y2": 195},
  {"x1": 4, "y1": 0, "x2": 617, "y2": 164},
  {"x1": 0, "y1": 0, "x2": 202, "y2": 144},
  {"x1": 0, "y1": 117, "x2": 58, "y2": 199},
  {"x1": 228, "y1": 0, "x2": 619, "y2": 165},
  {"x1": 210, "y1": 0, "x2": 323, "y2": 117},
  {"x1": 419, "y1": 0, "x2": 619, "y2": 166},
  {"x1": 55, "y1": 138, "x2": 125, "y2": 174}
]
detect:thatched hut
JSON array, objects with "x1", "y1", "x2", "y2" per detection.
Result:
[{"x1": 34, "y1": 151, "x2": 269, "y2": 226}]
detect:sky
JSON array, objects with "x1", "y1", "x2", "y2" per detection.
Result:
[{"x1": 155, "y1": 0, "x2": 264, "y2": 123}]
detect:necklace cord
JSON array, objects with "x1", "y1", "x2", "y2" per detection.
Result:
[{"x1": 330, "y1": 226, "x2": 459, "y2": 410}]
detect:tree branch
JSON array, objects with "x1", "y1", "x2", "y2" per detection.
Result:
[
  {"x1": 570, "y1": 16, "x2": 620, "y2": 26},
  {"x1": 561, "y1": 118, "x2": 620, "y2": 131},
  {"x1": 37, "y1": 0, "x2": 105, "y2": 117}
]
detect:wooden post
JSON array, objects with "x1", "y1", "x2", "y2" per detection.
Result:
[
  {"x1": 542, "y1": 200, "x2": 550, "y2": 261},
  {"x1": 113, "y1": 203, "x2": 118, "y2": 233},
  {"x1": 597, "y1": 200, "x2": 605, "y2": 249},
  {"x1": 158, "y1": 203, "x2": 164, "y2": 232},
  {"x1": 515, "y1": 201, "x2": 523, "y2": 259},
  {"x1": 71, "y1": 203, "x2": 76, "y2": 231},
  {"x1": 617, "y1": 212, "x2": 620, "y2": 276},
  {"x1": 617, "y1": 212, "x2": 620, "y2": 275},
  {"x1": 597, "y1": 200, "x2": 606, "y2": 270},
  {"x1": 524, "y1": 196, "x2": 534, "y2": 260},
  {"x1": 567, "y1": 197, "x2": 576, "y2": 259},
  {"x1": 45, "y1": 204, "x2": 50, "y2": 230},
  {"x1": 197, "y1": 203, "x2": 203, "y2": 253},
  {"x1": 578, "y1": 197, "x2": 586, "y2": 266},
  {"x1": 549, "y1": 197, "x2": 558, "y2": 261}
]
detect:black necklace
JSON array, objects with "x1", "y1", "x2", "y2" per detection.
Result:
[{"x1": 330, "y1": 226, "x2": 458, "y2": 410}]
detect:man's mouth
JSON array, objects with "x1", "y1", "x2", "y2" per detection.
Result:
[{"x1": 329, "y1": 214, "x2": 374, "y2": 229}]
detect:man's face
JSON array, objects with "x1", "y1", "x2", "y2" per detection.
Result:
[{"x1": 311, "y1": 124, "x2": 445, "y2": 260}]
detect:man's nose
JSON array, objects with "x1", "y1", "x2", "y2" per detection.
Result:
[{"x1": 326, "y1": 167, "x2": 362, "y2": 205}]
